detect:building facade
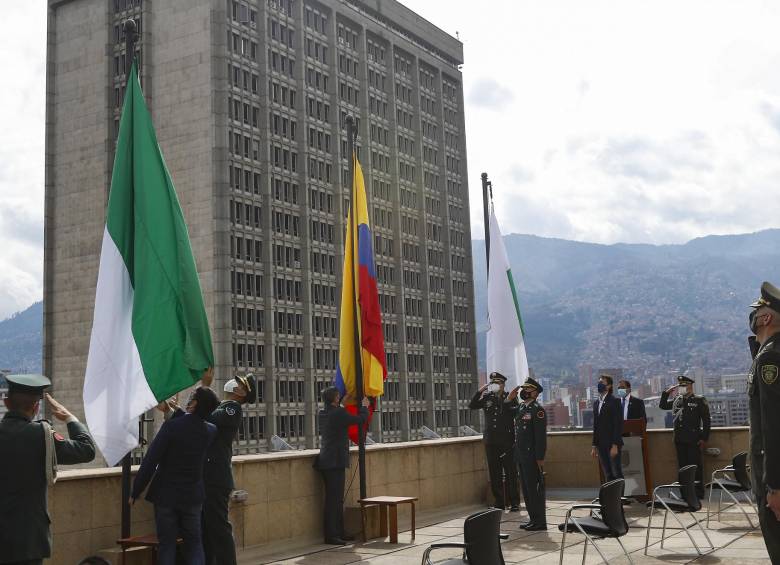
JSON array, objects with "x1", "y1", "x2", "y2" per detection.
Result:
[{"x1": 44, "y1": 0, "x2": 478, "y2": 454}]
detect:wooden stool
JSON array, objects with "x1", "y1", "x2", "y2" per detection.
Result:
[
  {"x1": 117, "y1": 534, "x2": 182, "y2": 565},
  {"x1": 358, "y1": 496, "x2": 418, "y2": 543}
]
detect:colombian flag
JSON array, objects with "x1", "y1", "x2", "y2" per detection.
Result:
[{"x1": 335, "y1": 152, "x2": 387, "y2": 442}]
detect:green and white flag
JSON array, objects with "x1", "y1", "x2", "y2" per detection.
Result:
[
  {"x1": 486, "y1": 207, "x2": 529, "y2": 390},
  {"x1": 83, "y1": 61, "x2": 213, "y2": 465}
]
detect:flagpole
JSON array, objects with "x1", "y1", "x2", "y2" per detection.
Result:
[
  {"x1": 119, "y1": 17, "x2": 139, "y2": 540},
  {"x1": 346, "y1": 115, "x2": 367, "y2": 500},
  {"x1": 481, "y1": 173, "x2": 492, "y2": 273}
]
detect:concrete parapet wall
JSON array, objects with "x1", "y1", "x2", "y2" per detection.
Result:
[{"x1": 46, "y1": 428, "x2": 749, "y2": 563}]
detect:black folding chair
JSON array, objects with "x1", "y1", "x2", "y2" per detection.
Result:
[
  {"x1": 558, "y1": 478, "x2": 632, "y2": 565},
  {"x1": 421, "y1": 508, "x2": 508, "y2": 565},
  {"x1": 644, "y1": 465, "x2": 714, "y2": 555},
  {"x1": 705, "y1": 451, "x2": 756, "y2": 528}
]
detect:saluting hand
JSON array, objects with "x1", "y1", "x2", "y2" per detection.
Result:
[
  {"x1": 478, "y1": 383, "x2": 489, "y2": 393},
  {"x1": 507, "y1": 386, "x2": 520, "y2": 401},
  {"x1": 201, "y1": 367, "x2": 214, "y2": 387},
  {"x1": 46, "y1": 393, "x2": 73, "y2": 422},
  {"x1": 361, "y1": 397, "x2": 371, "y2": 408}
]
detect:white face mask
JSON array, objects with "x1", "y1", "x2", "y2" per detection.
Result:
[
  {"x1": 487, "y1": 383, "x2": 501, "y2": 394},
  {"x1": 678, "y1": 386, "x2": 688, "y2": 395}
]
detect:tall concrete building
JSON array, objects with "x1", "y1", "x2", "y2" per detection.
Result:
[{"x1": 44, "y1": 0, "x2": 477, "y2": 454}]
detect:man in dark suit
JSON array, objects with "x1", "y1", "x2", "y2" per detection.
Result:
[
  {"x1": 591, "y1": 374, "x2": 624, "y2": 481},
  {"x1": 131, "y1": 386, "x2": 219, "y2": 565},
  {"x1": 0, "y1": 374, "x2": 96, "y2": 565},
  {"x1": 316, "y1": 387, "x2": 370, "y2": 545},
  {"x1": 616, "y1": 379, "x2": 646, "y2": 421}
]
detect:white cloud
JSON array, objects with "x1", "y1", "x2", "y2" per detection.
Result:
[
  {"x1": 0, "y1": 2, "x2": 46, "y2": 319},
  {"x1": 402, "y1": 0, "x2": 780, "y2": 244},
  {"x1": 3, "y1": 1, "x2": 780, "y2": 317}
]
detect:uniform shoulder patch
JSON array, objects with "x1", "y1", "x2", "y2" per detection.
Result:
[
  {"x1": 537, "y1": 409, "x2": 545, "y2": 419},
  {"x1": 762, "y1": 364, "x2": 778, "y2": 385},
  {"x1": 226, "y1": 406, "x2": 237, "y2": 416},
  {"x1": 53, "y1": 432, "x2": 65, "y2": 441}
]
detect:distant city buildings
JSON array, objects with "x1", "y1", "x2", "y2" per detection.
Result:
[
  {"x1": 0, "y1": 370, "x2": 9, "y2": 418},
  {"x1": 543, "y1": 399, "x2": 570, "y2": 428},
  {"x1": 529, "y1": 369, "x2": 748, "y2": 432}
]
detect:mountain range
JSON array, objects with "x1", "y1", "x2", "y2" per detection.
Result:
[
  {"x1": 472, "y1": 229, "x2": 780, "y2": 377},
  {"x1": 0, "y1": 301, "x2": 42, "y2": 374},
  {"x1": 0, "y1": 230, "x2": 778, "y2": 379}
]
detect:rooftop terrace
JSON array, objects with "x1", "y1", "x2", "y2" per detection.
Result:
[{"x1": 236, "y1": 491, "x2": 770, "y2": 564}]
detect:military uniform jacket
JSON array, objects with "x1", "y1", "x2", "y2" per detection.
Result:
[
  {"x1": 469, "y1": 390, "x2": 515, "y2": 446},
  {"x1": 0, "y1": 412, "x2": 95, "y2": 562},
  {"x1": 659, "y1": 390, "x2": 711, "y2": 444},
  {"x1": 748, "y1": 331, "x2": 780, "y2": 490},
  {"x1": 204, "y1": 400, "x2": 242, "y2": 490},
  {"x1": 512, "y1": 401, "x2": 547, "y2": 460}
]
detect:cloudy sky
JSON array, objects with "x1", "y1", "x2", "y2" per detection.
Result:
[{"x1": 2, "y1": 1, "x2": 780, "y2": 319}]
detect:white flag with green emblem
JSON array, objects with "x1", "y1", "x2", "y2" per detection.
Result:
[
  {"x1": 486, "y1": 207, "x2": 529, "y2": 390},
  {"x1": 83, "y1": 61, "x2": 214, "y2": 466}
]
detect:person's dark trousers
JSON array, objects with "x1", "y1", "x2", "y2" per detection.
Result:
[
  {"x1": 154, "y1": 503, "x2": 205, "y2": 565},
  {"x1": 517, "y1": 454, "x2": 546, "y2": 525},
  {"x1": 597, "y1": 445, "x2": 623, "y2": 482},
  {"x1": 203, "y1": 485, "x2": 236, "y2": 565},
  {"x1": 321, "y1": 468, "x2": 346, "y2": 541},
  {"x1": 752, "y1": 454, "x2": 780, "y2": 563},
  {"x1": 484, "y1": 443, "x2": 519, "y2": 507},
  {"x1": 675, "y1": 442, "x2": 704, "y2": 498}
]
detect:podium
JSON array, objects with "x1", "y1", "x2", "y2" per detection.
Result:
[{"x1": 597, "y1": 418, "x2": 652, "y2": 501}]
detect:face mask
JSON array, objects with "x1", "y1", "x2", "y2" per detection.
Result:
[
  {"x1": 597, "y1": 382, "x2": 607, "y2": 394},
  {"x1": 616, "y1": 388, "x2": 627, "y2": 399},
  {"x1": 487, "y1": 383, "x2": 500, "y2": 394},
  {"x1": 520, "y1": 389, "x2": 531, "y2": 401},
  {"x1": 678, "y1": 386, "x2": 688, "y2": 395}
]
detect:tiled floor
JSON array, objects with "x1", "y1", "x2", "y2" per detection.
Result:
[{"x1": 238, "y1": 489, "x2": 771, "y2": 564}]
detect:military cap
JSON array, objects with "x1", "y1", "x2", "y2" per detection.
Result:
[
  {"x1": 225, "y1": 374, "x2": 257, "y2": 404},
  {"x1": 238, "y1": 373, "x2": 257, "y2": 404},
  {"x1": 6, "y1": 374, "x2": 51, "y2": 397},
  {"x1": 750, "y1": 281, "x2": 780, "y2": 315},
  {"x1": 489, "y1": 372, "x2": 507, "y2": 383},
  {"x1": 520, "y1": 377, "x2": 543, "y2": 393},
  {"x1": 677, "y1": 375, "x2": 695, "y2": 385}
]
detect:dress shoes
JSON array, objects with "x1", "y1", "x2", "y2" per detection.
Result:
[{"x1": 524, "y1": 523, "x2": 548, "y2": 531}]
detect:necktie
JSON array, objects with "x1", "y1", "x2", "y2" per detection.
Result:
[{"x1": 622, "y1": 398, "x2": 626, "y2": 418}]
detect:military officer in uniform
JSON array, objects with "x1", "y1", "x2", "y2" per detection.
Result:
[
  {"x1": 747, "y1": 282, "x2": 780, "y2": 563},
  {"x1": 659, "y1": 375, "x2": 711, "y2": 498},
  {"x1": 509, "y1": 377, "x2": 547, "y2": 530},
  {"x1": 469, "y1": 372, "x2": 520, "y2": 511},
  {"x1": 0, "y1": 374, "x2": 96, "y2": 565},
  {"x1": 203, "y1": 374, "x2": 255, "y2": 565}
]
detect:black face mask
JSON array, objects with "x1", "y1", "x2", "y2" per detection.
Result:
[{"x1": 519, "y1": 389, "x2": 531, "y2": 401}]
